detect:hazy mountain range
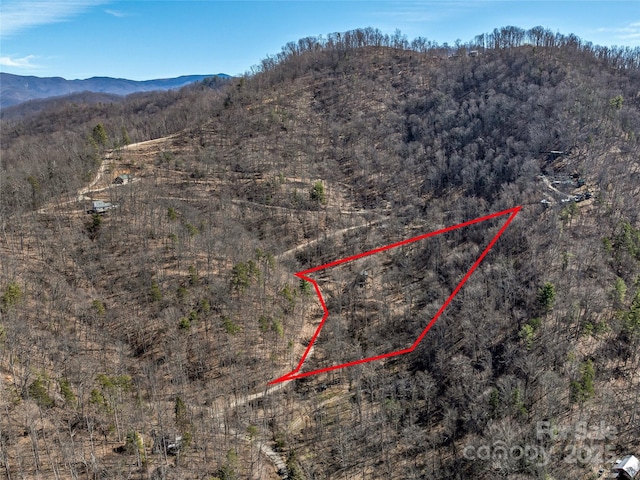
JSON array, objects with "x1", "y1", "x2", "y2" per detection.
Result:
[{"x1": 0, "y1": 72, "x2": 230, "y2": 109}]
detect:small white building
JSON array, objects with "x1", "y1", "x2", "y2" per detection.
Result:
[
  {"x1": 88, "y1": 200, "x2": 117, "y2": 214},
  {"x1": 610, "y1": 455, "x2": 640, "y2": 480}
]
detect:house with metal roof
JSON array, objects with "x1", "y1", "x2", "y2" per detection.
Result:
[
  {"x1": 609, "y1": 455, "x2": 640, "y2": 479},
  {"x1": 87, "y1": 200, "x2": 117, "y2": 214}
]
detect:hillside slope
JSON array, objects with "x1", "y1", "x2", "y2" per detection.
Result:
[{"x1": 1, "y1": 27, "x2": 639, "y2": 480}]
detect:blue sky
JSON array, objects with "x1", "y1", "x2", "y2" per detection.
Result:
[{"x1": 1, "y1": 1, "x2": 639, "y2": 80}]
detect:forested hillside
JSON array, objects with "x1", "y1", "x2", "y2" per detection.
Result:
[{"x1": 1, "y1": 27, "x2": 639, "y2": 480}]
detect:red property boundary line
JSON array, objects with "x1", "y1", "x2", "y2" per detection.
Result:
[{"x1": 269, "y1": 206, "x2": 522, "y2": 384}]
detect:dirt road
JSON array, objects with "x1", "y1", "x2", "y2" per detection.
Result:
[{"x1": 27, "y1": 132, "x2": 383, "y2": 479}]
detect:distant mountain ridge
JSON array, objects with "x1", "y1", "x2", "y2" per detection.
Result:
[{"x1": 0, "y1": 72, "x2": 230, "y2": 108}]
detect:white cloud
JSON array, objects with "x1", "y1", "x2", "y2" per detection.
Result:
[
  {"x1": 0, "y1": 0, "x2": 108, "y2": 38},
  {"x1": 0, "y1": 55, "x2": 39, "y2": 68},
  {"x1": 104, "y1": 9, "x2": 130, "y2": 18},
  {"x1": 595, "y1": 21, "x2": 640, "y2": 45},
  {"x1": 596, "y1": 22, "x2": 640, "y2": 35},
  {"x1": 371, "y1": 1, "x2": 481, "y2": 24}
]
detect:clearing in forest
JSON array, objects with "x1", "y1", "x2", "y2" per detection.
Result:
[{"x1": 270, "y1": 206, "x2": 522, "y2": 383}]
